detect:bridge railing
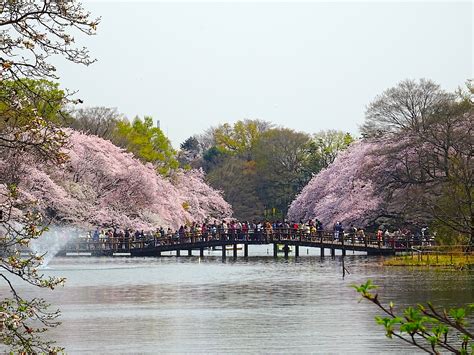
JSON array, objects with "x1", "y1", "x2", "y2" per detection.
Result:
[{"x1": 61, "y1": 228, "x2": 433, "y2": 253}]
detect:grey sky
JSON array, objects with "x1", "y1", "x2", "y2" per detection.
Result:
[{"x1": 56, "y1": 1, "x2": 473, "y2": 147}]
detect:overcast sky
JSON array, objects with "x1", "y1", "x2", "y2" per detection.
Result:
[{"x1": 56, "y1": 1, "x2": 473, "y2": 147}]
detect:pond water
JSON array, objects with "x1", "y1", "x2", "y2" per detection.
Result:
[{"x1": 5, "y1": 246, "x2": 474, "y2": 353}]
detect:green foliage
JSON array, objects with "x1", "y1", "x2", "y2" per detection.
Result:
[
  {"x1": 0, "y1": 80, "x2": 69, "y2": 165},
  {"x1": 202, "y1": 146, "x2": 228, "y2": 172},
  {"x1": 432, "y1": 222, "x2": 471, "y2": 246},
  {"x1": 353, "y1": 279, "x2": 378, "y2": 296},
  {"x1": 206, "y1": 157, "x2": 265, "y2": 221},
  {"x1": 180, "y1": 136, "x2": 200, "y2": 152},
  {"x1": 384, "y1": 253, "x2": 474, "y2": 269},
  {"x1": 307, "y1": 130, "x2": 354, "y2": 171},
  {"x1": 354, "y1": 280, "x2": 474, "y2": 354},
  {"x1": 431, "y1": 177, "x2": 474, "y2": 246},
  {"x1": 213, "y1": 119, "x2": 271, "y2": 155},
  {"x1": 0, "y1": 79, "x2": 68, "y2": 125},
  {"x1": 113, "y1": 116, "x2": 179, "y2": 175},
  {"x1": 201, "y1": 121, "x2": 272, "y2": 219},
  {"x1": 253, "y1": 128, "x2": 312, "y2": 217},
  {"x1": 199, "y1": 124, "x2": 353, "y2": 220}
]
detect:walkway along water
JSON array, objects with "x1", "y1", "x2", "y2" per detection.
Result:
[{"x1": 58, "y1": 229, "x2": 425, "y2": 258}]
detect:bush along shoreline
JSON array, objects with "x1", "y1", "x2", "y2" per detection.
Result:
[{"x1": 384, "y1": 250, "x2": 474, "y2": 270}]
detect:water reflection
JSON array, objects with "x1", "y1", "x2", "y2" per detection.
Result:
[{"x1": 4, "y1": 252, "x2": 474, "y2": 353}]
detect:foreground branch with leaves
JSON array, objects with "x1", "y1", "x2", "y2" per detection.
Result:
[
  {"x1": 1, "y1": 0, "x2": 99, "y2": 352},
  {"x1": 1, "y1": 185, "x2": 66, "y2": 352},
  {"x1": 354, "y1": 280, "x2": 474, "y2": 354}
]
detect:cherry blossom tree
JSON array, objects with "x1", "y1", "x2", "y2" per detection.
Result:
[
  {"x1": 291, "y1": 80, "x2": 472, "y2": 241},
  {"x1": 361, "y1": 80, "x2": 473, "y2": 244},
  {"x1": 1, "y1": 130, "x2": 232, "y2": 232},
  {"x1": 172, "y1": 169, "x2": 233, "y2": 222},
  {"x1": 287, "y1": 141, "x2": 383, "y2": 228}
]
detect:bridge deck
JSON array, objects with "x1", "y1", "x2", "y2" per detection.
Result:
[{"x1": 58, "y1": 231, "x2": 421, "y2": 257}]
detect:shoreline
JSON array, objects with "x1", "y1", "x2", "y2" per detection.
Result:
[{"x1": 383, "y1": 254, "x2": 474, "y2": 270}]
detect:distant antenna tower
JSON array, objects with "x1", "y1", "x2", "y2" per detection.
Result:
[{"x1": 157, "y1": 120, "x2": 160, "y2": 129}]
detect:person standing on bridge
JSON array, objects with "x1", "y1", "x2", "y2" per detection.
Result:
[
  {"x1": 201, "y1": 223, "x2": 207, "y2": 241},
  {"x1": 350, "y1": 225, "x2": 357, "y2": 244},
  {"x1": 316, "y1": 221, "x2": 324, "y2": 241},
  {"x1": 255, "y1": 221, "x2": 262, "y2": 241},
  {"x1": 357, "y1": 228, "x2": 366, "y2": 245},
  {"x1": 241, "y1": 221, "x2": 249, "y2": 241},
  {"x1": 235, "y1": 221, "x2": 242, "y2": 240},
  {"x1": 210, "y1": 224, "x2": 217, "y2": 239},
  {"x1": 222, "y1": 220, "x2": 228, "y2": 241},
  {"x1": 298, "y1": 221, "x2": 305, "y2": 239},
  {"x1": 334, "y1": 222, "x2": 343, "y2": 241},
  {"x1": 264, "y1": 221, "x2": 272, "y2": 243},
  {"x1": 377, "y1": 228, "x2": 383, "y2": 248}
]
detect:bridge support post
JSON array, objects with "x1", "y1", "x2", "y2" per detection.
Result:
[
  {"x1": 157, "y1": 251, "x2": 161, "y2": 257},
  {"x1": 244, "y1": 243, "x2": 248, "y2": 257},
  {"x1": 233, "y1": 244, "x2": 238, "y2": 258},
  {"x1": 330, "y1": 248, "x2": 335, "y2": 258},
  {"x1": 342, "y1": 248, "x2": 346, "y2": 256},
  {"x1": 273, "y1": 243, "x2": 278, "y2": 258},
  {"x1": 222, "y1": 244, "x2": 226, "y2": 259},
  {"x1": 320, "y1": 247, "x2": 325, "y2": 257},
  {"x1": 284, "y1": 244, "x2": 289, "y2": 258},
  {"x1": 200, "y1": 247, "x2": 204, "y2": 257},
  {"x1": 295, "y1": 245, "x2": 299, "y2": 258},
  {"x1": 176, "y1": 249, "x2": 180, "y2": 257},
  {"x1": 188, "y1": 249, "x2": 192, "y2": 257}
]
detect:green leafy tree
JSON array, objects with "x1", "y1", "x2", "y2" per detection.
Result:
[
  {"x1": 180, "y1": 136, "x2": 200, "y2": 152},
  {"x1": 307, "y1": 130, "x2": 354, "y2": 172},
  {"x1": 178, "y1": 136, "x2": 202, "y2": 169},
  {"x1": 202, "y1": 146, "x2": 228, "y2": 172},
  {"x1": 196, "y1": 119, "x2": 354, "y2": 221},
  {"x1": 206, "y1": 157, "x2": 264, "y2": 220},
  {"x1": 200, "y1": 123, "x2": 354, "y2": 220},
  {"x1": 0, "y1": 79, "x2": 68, "y2": 125},
  {"x1": 113, "y1": 116, "x2": 179, "y2": 175},
  {"x1": 212, "y1": 119, "x2": 272, "y2": 155},
  {"x1": 253, "y1": 128, "x2": 312, "y2": 218}
]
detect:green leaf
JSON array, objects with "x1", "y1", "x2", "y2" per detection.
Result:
[{"x1": 427, "y1": 335, "x2": 439, "y2": 346}]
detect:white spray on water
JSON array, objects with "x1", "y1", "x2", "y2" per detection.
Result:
[{"x1": 30, "y1": 226, "x2": 87, "y2": 267}]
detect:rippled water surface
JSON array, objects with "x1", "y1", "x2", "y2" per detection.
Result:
[{"x1": 6, "y1": 246, "x2": 474, "y2": 353}]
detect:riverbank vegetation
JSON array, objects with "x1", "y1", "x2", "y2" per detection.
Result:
[{"x1": 384, "y1": 252, "x2": 474, "y2": 269}]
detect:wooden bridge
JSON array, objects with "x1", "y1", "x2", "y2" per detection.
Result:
[{"x1": 58, "y1": 230, "x2": 421, "y2": 258}]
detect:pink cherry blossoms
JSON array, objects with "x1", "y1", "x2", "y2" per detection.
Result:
[
  {"x1": 0, "y1": 130, "x2": 232, "y2": 230},
  {"x1": 287, "y1": 140, "x2": 383, "y2": 227},
  {"x1": 172, "y1": 168, "x2": 233, "y2": 223}
]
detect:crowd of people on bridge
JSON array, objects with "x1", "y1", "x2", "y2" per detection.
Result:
[{"x1": 83, "y1": 219, "x2": 433, "y2": 251}]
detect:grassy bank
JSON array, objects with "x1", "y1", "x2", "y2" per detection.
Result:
[{"x1": 384, "y1": 253, "x2": 474, "y2": 269}]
